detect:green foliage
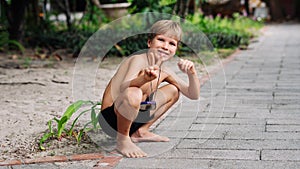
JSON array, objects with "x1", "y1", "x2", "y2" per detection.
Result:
[
  {"x1": 78, "y1": 2, "x2": 109, "y2": 31},
  {"x1": 56, "y1": 100, "x2": 86, "y2": 138},
  {"x1": 186, "y1": 13, "x2": 263, "y2": 49},
  {"x1": 106, "y1": 34, "x2": 149, "y2": 57},
  {"x1": 100, "y1": 0, "x2": 128, "y2": 4},
  {"x1": 39, "y1": 100, "x2": 101, "y2": 150},
  {"x1": 104, "y1": 12, "x2": 263, "y2": 59},
  {"x1": 128, "y1": 0, "x2": 175, "y2": 14},
  {"x1": 0, "y1": 31, "x2": 25, "y2": 53}
]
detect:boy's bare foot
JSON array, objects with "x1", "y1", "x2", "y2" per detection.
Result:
[
  {"x1": 131, "y1": 130, "x2": 170, "y2": 143},
  {"x1": 116, "y1": 135, "x2": 147, "y2": 158}
]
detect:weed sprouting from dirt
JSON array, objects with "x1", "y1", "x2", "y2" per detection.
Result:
[{"x1": 39, "y1": 100, "x2": 101, "y2": 150}]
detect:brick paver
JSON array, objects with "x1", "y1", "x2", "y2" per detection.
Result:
[{"x1": 0, "y1": 153, "x2": 120, "y2": 169}]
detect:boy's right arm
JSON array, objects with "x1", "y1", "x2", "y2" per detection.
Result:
[{"x1": 119, "y1": 58, "x2": 159, "y2": 91}]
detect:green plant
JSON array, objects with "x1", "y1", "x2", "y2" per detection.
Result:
[
  {"x1": 21, "y1": 57, "x2": 32, "y2": 68},
  {"x1": 0, "y1": 31, "x2": 25, "y2": 53},
  {"x1": 128, "y1": 0, "x2": 175, "y2": 14},
  {"x1": 39, "y1": 100, "x2": 101, "y2": 150},
  {"x1": 185, "y1": 12, "x2": 263, "y2": 49},
  {"x1": 78, "y1": 1, "x2": 109, "y2": 31}
]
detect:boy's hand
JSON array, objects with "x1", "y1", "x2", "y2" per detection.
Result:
[
  {"x1": 143, "y1": 65, "x2": 159, "y2": 82},
  {"x1": 177, "y1": 59, "x2": 196, "y2": 75}
]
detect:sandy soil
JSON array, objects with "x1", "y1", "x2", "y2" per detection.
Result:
[
  {"x1": 0, "y1": 53, "x2": 122, "y2": 160},
  {"x1": 0, "y1": 52, "x2": 213, "y2": 161}
]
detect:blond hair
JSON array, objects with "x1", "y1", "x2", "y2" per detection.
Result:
[{"x1": 149, "y1": 20, "x2": 182, "y2": 41}]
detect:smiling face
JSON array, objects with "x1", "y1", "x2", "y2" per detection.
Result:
[{"x1": 147, "y1": 34, "x2": 178, "y2": 62}]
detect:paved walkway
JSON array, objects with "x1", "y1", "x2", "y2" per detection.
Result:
[{"x1": 1, "y1": 23, "x2": 300, "y2": 168}]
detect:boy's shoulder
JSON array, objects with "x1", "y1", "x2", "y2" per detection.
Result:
[
  {"x1": 118, "y1": 53, "x2": 147, "y2": 69},
  {"x1": 126, "y1": 53, "x2": 147, "y2": 63},
  {"x1": 131, "y1": 52, "x2": 146, "y2": 59}
]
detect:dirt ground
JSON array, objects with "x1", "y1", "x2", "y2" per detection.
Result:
[
  {"x1": 0, "y1": 52, "x2": 122, "y2": 160},
  {"x1": 0, "y1": 51, "x2": 214, "y2": 161}
]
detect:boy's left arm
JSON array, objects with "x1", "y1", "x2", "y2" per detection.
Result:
[
  {"x1": 164, "y1": 59, "x2": 200, "y2": 100},
  {"x1": 185, "y1": 71, "x2": 200, "y2": 99},
  {"x1": 177, "y1": 59, "x2": 200, "y2": 100}
]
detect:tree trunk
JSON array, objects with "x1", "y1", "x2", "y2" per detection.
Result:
[
  {"x1": 296, "y1": 0, "x2": 300, "y2": 20},
  {"x1": 8, "y1": 0, "x2": 27, "y2": 41},
  {"x1": 173, "y1": 0, "x2": 191, "y2": 19},
  {"x1": 267, "y1": 0, "x2": 285, "y2": 21},
  {"x1": 64, "y1": 0, "x2": 72, "y2": 30},
  {"x1": 54, "y1": 0, "x2": 73, "y2": 30},
  {"x1": 26, "y1": 0, "x2": 40, "y2": 29},
  {"x1": 244, "y1": 0, "x2": 249, "y2": 16}
]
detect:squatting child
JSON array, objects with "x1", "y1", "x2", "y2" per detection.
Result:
[{"x1": 98, "y1": 20, "x2": 200, "y2": 158}]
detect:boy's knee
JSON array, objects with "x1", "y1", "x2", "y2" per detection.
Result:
[
  {"x1": 168, "y1": 84, "x2": 179, "y2": 101},
  {"x1": 126, "y1": 87, "x2": 143, "y2": 109}
]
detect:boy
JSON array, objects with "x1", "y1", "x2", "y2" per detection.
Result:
[{"x1": 98, "y1": 20, "x2": 200, "y2": 158}]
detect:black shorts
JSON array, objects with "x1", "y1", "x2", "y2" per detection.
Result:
[{"x1": 98, "y1": 104, "x2": 154, "y2": 138}]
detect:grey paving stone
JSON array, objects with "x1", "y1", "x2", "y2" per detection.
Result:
[
  {"x1": 225, "y1": 85, "x2": 273, "y2": 91},
  {"x1": 185, "y1": 130, "x2": 226, "y2": 139},
  {"x1": 270, "y1": 109, "x2": 300, "y2": 114},
  {"x1": 225, "y1": 131, "x2": 300, "y2": 140},
  {"x1": 273, "y1": 87, "x2": 300, "y2": 93},
  {"x1": 262, "y1": 150, "x2": 300, "y2": 161},
  {"x1": 12, "y1": 164, "x2": 59, "y2": 169},
  {"x1": 210, "y1": 160, "x2": 300, "y2": 169},
  {"x1": 177, "y1": 139, "x2": 300, "y2": 150},
  {"x1": 152, "y1": 130, "x2": 226, "y2": 140},
  {"x1": 267, "y1": 119, "x2": 300, "y2": 125},
  {"x1": 224, "y1": 103, "x2": 269, "y2": 109},
  {"x1": 266, "y1": 125, "x2": 300, "y2": 132},
  {"x1": 227, "y1": 99, "x2": 273, "y2": 105},
  {"x1": 271, "y1": 104, "x2": 300, "y2": 109},
  {"x1": 136, "y1": 139, "x2": 181, "y2": 158},
  {"x1": 230, "y1": 113, "x2": 270, "y2": 119},
  {"x1": 273, "y1": 99, "x2": 300, "y2": 105},
  {"x1": 222, "y1": 107, "x2": 269, "y2": 113},
  {"x1": 152, "y1": 130, "x2": 189, "y2": 139},
  {"x1": 0, "y1": 167, "x2": 9, "y2": 169},
  {"x1": 197, "y1": 112, "x2": 236, "y2": 118},
  {"x1": 115, "y1": 158, "x2": 300, "y2": 169},
  {"x1": 190, "y1": 124, "x2": 265, "y2": 132},
  {"x1": 156, "y1": 117, "x2": 194, "y2": 131},
  {"x1": 179, "y1": 103, "x2": 203, "y2": 109},
  {"x1": 259, "y1": 112, "x2": 300, "y2": 119},
  {"x1": 53, "y1": 160, "x2": 98, "y2": 169},
  {"x1": 195, "y1": 117, "x2": 266, "y2": 125},
  {"x1": 226, "y1": 80, "x2": 256, "y2": 85},
  {"x1": 160, "y1": 149, "x2": 260, "y2": 160},
  {"x1": 276, "y1": 82, "x2": 300, "y2": 87},
  {"x1": 166, "y1": 108, "x2": 201, "y2": 117},
  {"x1": 228, "y1": 97, "x2": 273, "y2": 102},
  {"x1": 228, "y1": 91, "x2": 273, "y2": 97},
  {"x1": 115, "y1": 158, "x2": 212, "y2": 169}
]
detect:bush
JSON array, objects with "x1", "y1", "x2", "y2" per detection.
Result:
[
  {"x1": 104, "y1": 13, "x2": 263, "y2": 58},
  {"x1": 25, "y1": 28, "x2": 94, "y2": 56},
  {"x1": 186, "y1": 13, "x2": 263, "y2": 49}
]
